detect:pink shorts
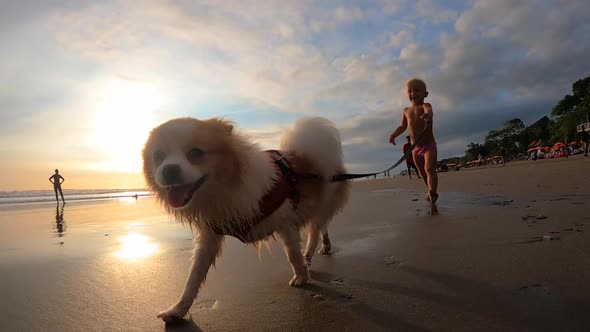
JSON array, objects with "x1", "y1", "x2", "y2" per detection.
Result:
[{"x1": 413, "y1": 143, "x2": 437, "y2": 157}]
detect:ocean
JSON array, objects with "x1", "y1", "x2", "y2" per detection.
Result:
[{"x1": 0, "y1": 189, "x2": 152, "y2": 208}]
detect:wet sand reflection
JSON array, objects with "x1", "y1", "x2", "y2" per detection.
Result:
[
  {"x1": 54, "y1": 203, "x2": 66, "y2": 237},
  {"x1": 114, "y1": 232, "x2": 158, "y2": 260}
]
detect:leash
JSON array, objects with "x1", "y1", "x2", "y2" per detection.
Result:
[{"x1": 331, "y1": 124, "x2": 430, "y2": 182}]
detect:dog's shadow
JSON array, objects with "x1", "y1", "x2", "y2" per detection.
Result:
[
  {"x1": 164, "y1": 317, "x2": 203, "y2": 332},
  {"x1": 302, "y1": 271, "x2": 429, "y2": 332}
]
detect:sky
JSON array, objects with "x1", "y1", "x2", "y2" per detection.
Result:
[{"x1": 1, "y1": 0, "x2": 589, "y2": 191}]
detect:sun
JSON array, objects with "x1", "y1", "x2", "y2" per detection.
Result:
[{"x1": 90, "y1": 78, "x2": 162, "y2": 172}]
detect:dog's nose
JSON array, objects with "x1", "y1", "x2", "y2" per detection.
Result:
[{"x1": 161, "y1": 164, "x2": 182, "y2": 184}]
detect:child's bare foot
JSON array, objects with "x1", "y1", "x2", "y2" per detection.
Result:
[
  {"x1": 429, "y1": 204, "x2": 439, "y2": 215},
  {"x1": 428, "y1": 192, "x2": 439, "y2": 215}
]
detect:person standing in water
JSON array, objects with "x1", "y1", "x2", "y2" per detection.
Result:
[{"x1": 49, "y1": 169, "x2": 66, "y2": 203}]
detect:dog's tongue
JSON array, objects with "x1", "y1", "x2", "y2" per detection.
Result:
[{"x1": 167, "y1": 185, "x2": 190, "y2": 208}]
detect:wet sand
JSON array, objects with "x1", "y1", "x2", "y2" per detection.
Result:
[{"x1": 1, "y1": 156, "x2": 590, "y2": 331}]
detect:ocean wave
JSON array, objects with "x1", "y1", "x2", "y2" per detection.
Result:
[{"x1": 0, "y1": 189, "x2": 152, "y2": 206}]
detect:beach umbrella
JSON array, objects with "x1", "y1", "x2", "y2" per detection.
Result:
[
  {"x1": 568, "y1": 141, "x2": 578, "y2": 145},
  {"x1": 553, "y1": 142, "x2": 565, "y2": 149},
  {"x1": 527, "y1": 147, "x2": 537, "y2": 153}
]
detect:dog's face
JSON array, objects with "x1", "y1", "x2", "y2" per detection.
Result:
[{"x1": 142, "y1": 117, "x2": 241, "y2": 209}]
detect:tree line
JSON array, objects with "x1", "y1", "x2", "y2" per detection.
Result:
[{"x1": 441, "y1": 75, "x2": 590, "y2": 164}]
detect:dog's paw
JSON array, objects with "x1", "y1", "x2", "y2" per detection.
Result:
[
  {"x1": 318, "y1": 245, "x2": 332, "y2": 255},
  {"x1": 289, "y1": 273, "x2": 309, "y2": 287},
  {"x1": 157, "y1": 301, "x2": 191, "y2": 323}
]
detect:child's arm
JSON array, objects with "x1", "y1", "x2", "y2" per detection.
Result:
[
  {"x1": 389, "y1": 109, "x2": 408, "y2": 145},
  {"x1": 420, "y1": 103, "x2": 433, "y2": 124}
]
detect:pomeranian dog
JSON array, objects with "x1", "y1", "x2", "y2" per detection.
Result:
[{"x1": 142, "y1": 116, "x2": 350, "y2": 322}]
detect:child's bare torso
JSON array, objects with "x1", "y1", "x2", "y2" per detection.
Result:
[{"x1": 404, "y1": 105, "x2": 436, "y2": 147}]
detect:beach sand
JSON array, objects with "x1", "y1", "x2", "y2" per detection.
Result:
[{"x1": 1, "y1": 156, "x2": 589, "y2": 331}]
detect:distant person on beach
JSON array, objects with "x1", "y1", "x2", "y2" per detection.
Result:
[
  {"x1": 49, "y1": 169, "x2": 65, "y2": 203},
  {"x1": 581, "y1": 125, "x2": 589, "y2": 157},
  {"x1": 403, "y1": 136, "x2": 421, "y2": 180},
  {"x1": 389, "y1": 77, "x2": 438, "y2": 209}
]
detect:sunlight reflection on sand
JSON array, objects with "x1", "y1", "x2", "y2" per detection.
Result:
[{"x1": 114, "y1": 232, "x2": 158, "y2": 260}]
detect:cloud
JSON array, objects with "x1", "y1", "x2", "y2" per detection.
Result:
[
  {"x1": 333, "y1": 7, "x2": 366, "y2": 24},
  {"x1": 45, "y1": 0, "x2": 590, "y2": 152},
  {"x1": 389, "y1": 27, "x2": 414, "y2": 48},
  {"x1": 377, "y1": 0, "x2": 406, "y2": 15},
  {"x1": 2, "y1": 0, "x2": 590, "y2": 189}
]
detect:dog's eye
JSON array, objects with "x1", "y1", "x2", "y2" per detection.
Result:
[
  {"x1": 153, "y1": 150, "x2": 165, "y2": 163},
  {"x1": 187, "y1": 148, "x2": 205, "y2": 162}
]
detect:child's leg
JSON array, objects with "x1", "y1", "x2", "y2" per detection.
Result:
[
  {"x1": 423, "y1": 147, "x2": 438, "y2": 204},
  {"x1": 412, "y1": 150, "x2": 428, "y2": 188},
  {"x1": 413, "y1": 163, "x2": 421, "y2": 178},
  {"x1": 406, "y1": 163, "x2": 413, "y2": 179}
]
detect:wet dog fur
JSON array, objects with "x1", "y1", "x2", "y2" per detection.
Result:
[{"x1": 142, "y1": 117, "x2": 350, "y2": 322}]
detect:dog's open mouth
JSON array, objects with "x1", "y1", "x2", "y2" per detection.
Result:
[{"x1": 166, "y1": 175, "x2": 208, "y2": 208}]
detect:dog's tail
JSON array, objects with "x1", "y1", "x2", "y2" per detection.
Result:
[
  {"x1": 280, "y1": 117, "x2": 345, "y2": 179},
  {"x1": 281, "y1": 117, "x2": 350, "y2": 221}
]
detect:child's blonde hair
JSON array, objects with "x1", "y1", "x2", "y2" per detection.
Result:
[{"x1": 406, "y1": 77, "x2": 427, "y2": 90}]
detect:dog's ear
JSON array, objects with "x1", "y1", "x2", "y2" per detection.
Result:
[
  {"x1": 205, "y1": 118, "x2": 233, "y2": 134},
  {"x1": 220, "y1": 120, "x2": 233, "y2": 134}
]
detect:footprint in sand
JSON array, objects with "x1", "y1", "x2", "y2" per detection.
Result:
[
  {"x1": 543, "y1": 232, "x2": 561, "y2": 241},
  {"x1": 381, "y1": 256, "x2": 401, "y2": 266},
  {"x1": 562, "y1": 228, "x2": 584, "y2": 233},
  {"x1": 195, "y1": 299, "x2": 219, "y2": 310},
  {"x1": 492, "y1": 199, "x2": 514, "y2": 206},
  {"x1": 309, "y1": 293, "x2": 326, "y2": 301},
  {"x1": 512, "y1": 283, "x2": 551, "y2": 296},
  {"x1": 329, "y1": 278, "x2": 345, "y2": 286},
  {"x1": 516, "y1": 233, "x2": 560, "y2": 244},
  {"x1": 521, "y1": 215, "x2": 547, "y2": 224}
]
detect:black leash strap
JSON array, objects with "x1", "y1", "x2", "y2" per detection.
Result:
[{"x1": 331, "y1": 125, "x2": 429, "y2": 182}]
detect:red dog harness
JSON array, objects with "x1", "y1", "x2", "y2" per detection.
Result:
[{"x1": 211, "y1": 150, "x2": 299, "y2": 242}]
